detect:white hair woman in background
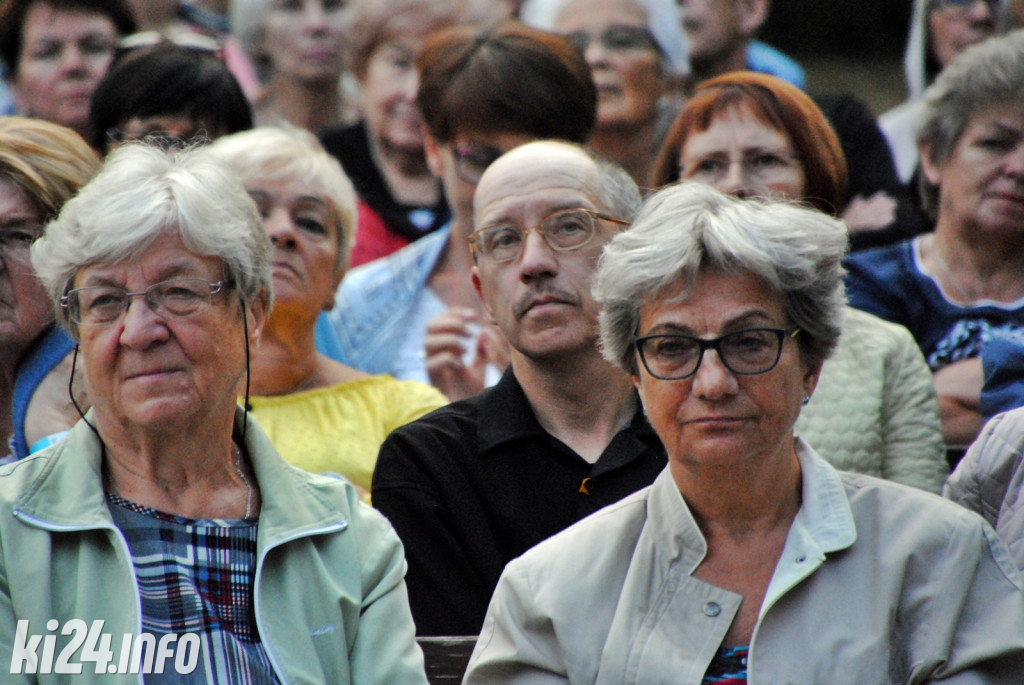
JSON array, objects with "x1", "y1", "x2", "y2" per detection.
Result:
[{"x1": 520, "y1": 0, "x2": 688, "y2": 183}]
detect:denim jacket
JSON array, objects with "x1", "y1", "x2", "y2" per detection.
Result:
[{"x1": 315, "y1": 226, "x2": 449, "y2": 383}]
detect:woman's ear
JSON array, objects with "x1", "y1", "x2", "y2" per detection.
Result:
[
  {"x1": 246, "y1": 287, "x2": 270, "y2": 343},
  {"x1": 801, "y1": 357, "x2": 824, "y2": 403},
  {"x1": 919, "y1": 142, "x2": 943, "y2": 186},
  {"x1": 423, "y1": 129, "x2": 444, "y2": 179}
]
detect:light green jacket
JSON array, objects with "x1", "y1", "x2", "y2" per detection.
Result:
[{"x1": 0, "y1": 409, "x2": 428, "y2": 684}]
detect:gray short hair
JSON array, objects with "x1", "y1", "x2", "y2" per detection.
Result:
[
  {"x1": 593, "y1": 183, "x2": 848, "y2": 375},
  {"x1": 207, "y1": 125, "x2": 357, "y2": 277},
  {"x1": 915, "y1": 29, "x2": 1024, "y2": 219},
  {"x1": 581, "y1": 145, "x2": 643, "y2": 221},
  {"x1": 31, "y1": 143, "x2": 272, "y2": 335}
]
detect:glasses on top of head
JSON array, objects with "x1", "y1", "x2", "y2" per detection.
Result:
[
  {"x1": 114, "y1": 29, "x2": 225, "y2": 63},
  {"x1": 62, "y1": 278, "x2": 233, "y2": 326},
  {"x1": 565, "y1": 25, "x2": 660, "y2": 54},
  {"x1": 0, "y1": 224, "x2": 43, "y2": 260},
  {"x1": 681, "y1": 150, "x2": 802, "y2": 185},
  {"x1": 469, "y1": 208, "x2": 629, "y2": 263},
  {"x1": 452, "y1": 145, "x2": 505, "y2": 185},
  {"x1": 635, "y1": 327, "x2": 800, "y2": 380}
]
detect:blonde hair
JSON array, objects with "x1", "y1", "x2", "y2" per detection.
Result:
[
  {"x1": 0, "y1": 116, "x2": 100, "y2": 219},
  {"x1": 207, "y1": 125, "x2": 358, "y2": 278}
]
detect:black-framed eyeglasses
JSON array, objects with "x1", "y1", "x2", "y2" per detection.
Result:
[
  {"x1": 635, "y1": 327, "x2": 800, "y2": 380},
  {"x1": 469, "y1": 208, "x2": 629, "y2": 263},
  {"x1": 451, "y1": 144, "x2": 505, "y2": 185},
  {"x1": 62, "y1": 278, "x2": 233, "y2": 325},
  {"x1": 565, "y1": 25, "x2": 660, "y2": 54}
]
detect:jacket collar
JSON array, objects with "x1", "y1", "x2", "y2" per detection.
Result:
[
  {"x1": 646, "y1": 438, "x2": 857, "y2": 570},
  {"x1": 13, "y1": 407, "x2": 348, "y2": 542}
]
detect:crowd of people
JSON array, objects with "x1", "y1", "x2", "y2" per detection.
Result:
[{"x1": 1, "y1": 0, "x2": 1024, "y2": 682}]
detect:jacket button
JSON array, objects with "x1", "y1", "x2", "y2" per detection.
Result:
[{"x1": 703, "y1": 601, "x2": 721, "y2": 617}]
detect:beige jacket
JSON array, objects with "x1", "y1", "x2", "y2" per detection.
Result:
[
  {"x1": 466, "y1": 442, "x2": 1024, "y2": 684},
  {"x1": 945, "y1": 407, "x2": 1024, "y2": 573},
  {"x1": 797, "y1": 307, "x2": 947, "y2": 493}
]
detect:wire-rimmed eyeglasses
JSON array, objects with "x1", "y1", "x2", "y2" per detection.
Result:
[
  {"x1": 469, "y1": 208, "x2": 629, "y2": 263},
  {"x1": 635, "y1": 327, "x2": 801, "y2": 380},
  {"x1": 62, "y1": 278, "x2": 233, "y2": 325}
]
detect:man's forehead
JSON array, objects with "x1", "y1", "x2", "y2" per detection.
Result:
[{"x1": 474, "y1": 145, "x2": 600, "y2": 218}]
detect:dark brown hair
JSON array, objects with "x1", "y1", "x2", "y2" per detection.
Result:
[{"x1": 416, "y1": 19, "x2": 596, "y2": 144}]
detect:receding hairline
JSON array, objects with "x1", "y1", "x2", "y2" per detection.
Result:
[{"x1": 473, "y1": 142, "x2": 604, "y2": 220}]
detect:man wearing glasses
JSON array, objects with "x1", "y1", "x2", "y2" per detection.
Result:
[
  {"x1": 314, "y1": 21, "x2": 597, "y2": 399},
  {"x1": 371, "y1": 141, "x2": 667, "y2": 637}
]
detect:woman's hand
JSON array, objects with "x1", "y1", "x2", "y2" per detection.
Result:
[
  {"x1": 424, "y1": 308, "x2": 509, "y2": 401},
  {"x1": 933, "y1": 358, "x2": 985, "y2": 448},
  {"x1": 841, "y1": 191, "x2": 898, "y2": 234}
]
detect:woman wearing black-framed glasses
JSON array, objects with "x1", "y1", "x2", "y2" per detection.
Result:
[{"x1": 464, "y1": 182, "x2": 1024, "y2": 684}]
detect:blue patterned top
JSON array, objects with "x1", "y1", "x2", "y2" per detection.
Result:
[
  {"x1": 703, "y1": 645, "x2": 748, "y2": 684},
  {"x1": 107, "y1": 494, "x2": 279, "y2": 684}
]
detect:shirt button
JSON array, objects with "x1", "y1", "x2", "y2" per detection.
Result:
[
  {"x1": 703, "y1": 601, "x2": 721, "y2": 617},
  {"x1": 796, "y1": 555, "x2": 807, "y2": 563}
]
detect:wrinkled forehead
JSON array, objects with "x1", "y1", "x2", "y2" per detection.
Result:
[
  {"x1": 554, "y1": 0, "x2": 650, "y2": 30},
  {"x1": 474, "y1": 145, "x2": 602, "y2": 222}
]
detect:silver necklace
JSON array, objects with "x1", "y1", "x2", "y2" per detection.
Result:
[
  {"x1": 928, "y1": 241, "x2": 974, "y2": 304},
  {"x1": 233, "y1": 442, "x2": 253, "y2": 519}
]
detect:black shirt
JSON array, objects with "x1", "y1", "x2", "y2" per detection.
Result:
[{"x1": 372, "y1": 369, "x2": 668, "y2": 636}]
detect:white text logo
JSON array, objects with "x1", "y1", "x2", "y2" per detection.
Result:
[{"x1": 10, "y1": 620, "x2": 200, "y2": 675}]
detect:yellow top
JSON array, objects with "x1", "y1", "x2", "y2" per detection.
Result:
[{"x1": 248, "y1": 375, "x2": 447, "y2": 492}]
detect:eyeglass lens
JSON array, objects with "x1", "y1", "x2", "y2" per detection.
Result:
[
  {"x1": 473, "y1": 210, "x2": 600, "y2": 262},
  {"x1": 683, "y1": 151, "x2": 800, "y2": 184},
  {"x1": 65, "y1": 278, "x2": 225, "y2": 324},
  {"x1": 566, "y1": 26, "x2": 657, "y2": 53},
  {"x1": 453, "y1": 145, "x2": 505, "y2": 184},
  {"x1": 637, "y1": 329, "x2": 794, "y2": 380}
]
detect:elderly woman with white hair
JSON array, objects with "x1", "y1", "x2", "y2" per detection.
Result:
[
  {"x1": 520, "y1": 0, "x2": 689, "y2": 183},
  {"x1": 464, "y1": 183, "x2": 1024, "y2": 684},
  {"x1": 0, "y1": 143, "x2": 427, "y2": 683},
  {"x1": 208, "y1": 126, "x2": 446, "y2": 498}
]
